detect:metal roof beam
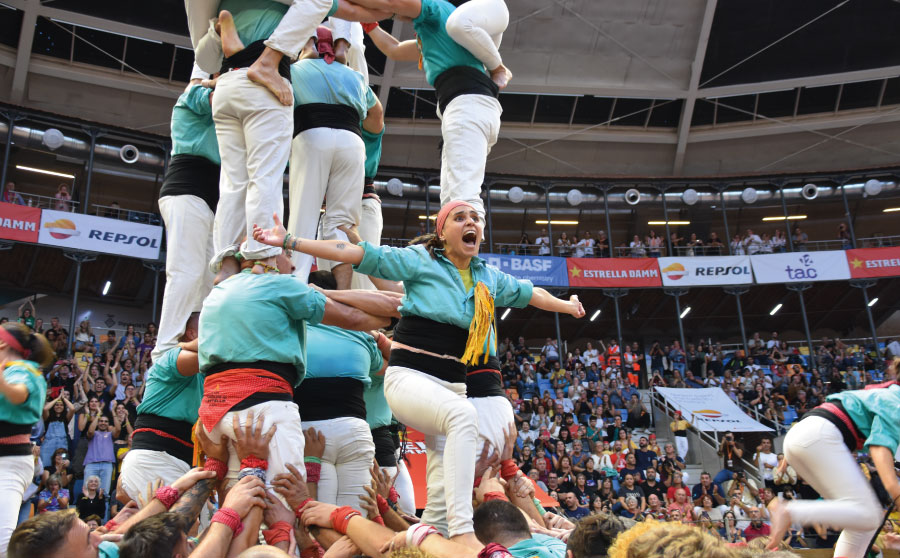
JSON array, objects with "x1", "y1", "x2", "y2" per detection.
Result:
[{"x1": 699, "y1": 65, "x2": 900, "y2": 99}]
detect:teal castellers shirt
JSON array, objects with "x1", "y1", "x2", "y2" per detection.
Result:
[
  {"x1": 170, "y1": 85, "x2": 220, "y2": 165},
  {"x1": 219, "y1": 0, "x2": 338, "y2": 46},
  {"x1": 0, "y1": 360, "x2": 46, "y2": 425},
  {"x1": 508, "y1": 534, "x2": 567, "y2": 558},
  {"x1": 290, "y1": 58, "x2": 377, "y2": 120},
  {"x1": 136, "y1": 348, "x2": 204, "y2": 424},
  {"x1": 412, "y1": 0, "x2": 487, "y2": 85},
  {"x1": 826, "y1": 383, "x2": 900, "y2": 452},
  {"x1": 199, "y1": 271, "x2": 327, "y2": 386},
  {"x1": 304, "y1": 323, "x2": 382, "y2": 384},
  {"x1": 353, "y1": 242, "x2": 533, "y2": 331}
]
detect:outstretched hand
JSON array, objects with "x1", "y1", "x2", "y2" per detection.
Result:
[
  {"x1": 569, "y1": 295, "x2": 585, "y2": 318},
  {"x1": 252, "y1": 212, "x2": 287, "y2": 248}
]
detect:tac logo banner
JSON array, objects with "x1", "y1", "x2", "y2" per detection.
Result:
[
  {"x1": 655, "y1": 387, "x2": 773, "y2": 432},
  {"x1": 846, "y1": 246, "x2": 900, "y2": 279},
  {"x1": 482, "y1": 253, "x2": 569, "y2": 287},
  {"x1": 750, "y1": 251, "x2": 851, "y2": 284},
  {"x1": 38, "y1": 209, "x2": 163, "y2": 260},
  {"x1": 657, "y1": 256, "x2": 754, "y2": 286},
  {"x1": 0, "y1": 202, "x2": 41, "y2": 243},
  {"x1": 566, "y1": 257, "x2": 661, "y2": 287}
]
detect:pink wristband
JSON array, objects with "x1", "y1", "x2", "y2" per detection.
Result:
[
  {"x1": 305, "y1": 462, "x2": 321, "y2": 483},
  {"x1": 204, "y1": 457, "x2": 228, "y2": 481},
  {"x1": 211, "y1": 508, "x2": 244, "y2": 536},
  {"x1": 156, "y1": 486, "x2": 180, "y2": 509}
]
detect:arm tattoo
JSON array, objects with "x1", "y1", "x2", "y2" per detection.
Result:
[
  {"x1": 336, "y1": 243, "x2": 346, "y2": 250},
  {"x1": 170, "y1": 478, "x2": 214, "y2": 533}
]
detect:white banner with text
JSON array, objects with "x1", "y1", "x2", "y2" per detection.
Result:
[
  {"x1": 658, "y1": 256, "x2": 754, "y2": 286},
  {"x1": 655, "y1": 387, "x2": 774, "y2": 432},
  {"x1": 38, "y1": 209, "x2": 163, "y2": 260},
  {"x1": 750, "y1": 251, "x2": 850, "y2": 284}
]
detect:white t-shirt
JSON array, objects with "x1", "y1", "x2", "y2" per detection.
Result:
[
  {"x1": 584, "y1": 348, "x2": 599, "y2": 365},
  {"x1": 536, "y1": 236, "x2": 550, "y2": 255},
  {"x1": 757, "y1": 451, "x2": 778, "y2": 480}
]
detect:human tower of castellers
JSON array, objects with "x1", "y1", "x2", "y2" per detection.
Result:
[{"x1": 0, "y1": 1, "x2": 898, "y2": 557}]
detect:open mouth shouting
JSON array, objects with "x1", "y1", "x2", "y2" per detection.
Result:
[{"x1": 462, "y1": 229, "x2": 478, "y2": 248}]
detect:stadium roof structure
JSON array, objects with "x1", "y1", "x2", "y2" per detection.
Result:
[{"x1": 1, "y1": 0, "x2": 900, "y2": 177}]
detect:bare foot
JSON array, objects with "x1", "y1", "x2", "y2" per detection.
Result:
[
  {"x1": 766, "y1": 497, "x2": 791, "y2": 551},
  {"x1": 490, "y1": 64, "x2": 512, "y2": 89},
  {"x1": 247, "y1": 47, "x2": 292, "y2": 106},
  {"x1": 217, "y1": 11, "x2": 244, "y2": 58}
]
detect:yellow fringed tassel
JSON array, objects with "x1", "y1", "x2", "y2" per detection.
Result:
[
  {"x1": 462, "y1": 282, "x2": 495, "y2": 366},
  {"x1": 192, "y1": 419, "x2": 203, "y2": 467}
]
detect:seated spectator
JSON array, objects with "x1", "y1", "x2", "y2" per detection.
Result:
[
  {"x1": 75, "y1": 476, "x2": 107, "y2": 520},
  {"x1": 618, "y1": 453, "x2": 643, "y2": 484},
  {"x1": 720, "y1": 509, "x2": 745, "y2": 543},
  {"x1": 41, "y1": 448, "x2": 74, "y2": 492},
  {"x1": 4, "y1": 181, "x2": 26, "y2": 205},
  {"x1": 666, "y1": 487, "x2": 693, "y2": 522},
  {"x1": 693, "y1": 494, "x2": 724, "y2": 525},
  {"x1": 617, "y1": 496, "x2": 641, "y2": 519},
  {"x1": 625, "y1": 394, "x2": 650, "y2": 430},
  {"x1": 37, "y1": 475, "x2": 69, "y2": 513},
  {"x1": 741, "y1": 507, "x2": 770, "y2": 542},
  {"x1": 561, "y1": 491, "x2": 590, "y2": 521},
  {"x1": 691, "y1": 471, "x2": 726, "y2": 510},
  {"x1": 615, "y1": 473, "x2": 645, "y2": 515}
]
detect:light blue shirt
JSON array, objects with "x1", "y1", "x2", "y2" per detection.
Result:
[
  {"x1": 220, "y1": 0, "x2": 339, "y2": 46},
  {"x1": 413, "y1": 0, "x2": 487, "y2": 85},
  {"x1": 137, "y1": 348, "x2": 204, "y2": 424},
  {"x1": 0, "y1": 360, "x2": 46, "y2": 425},
  {"x1": 827, "y1": 383, "x2": 900, "y2": 452},
  {"x1": 364, "y1": 373, "x2": 391, "y2": 430},
  {"x1": 304, "y1": 324, "x2": 382, "y2": 385},
  {"x1": 199, "y1": 271, "x2": 327, "y2": 385},
  {"x1": 290, "y1": 58, "x2": 377, "y2": 120},
  {"x1": 170, "y1": 85, "x2": 220, "y2": 165},
  {"x1": 362, "y1": 126, "x2": 384, "y2": 179},
  {"x1": 353, "y1": 242, "x2": 534, "y2": 330}
]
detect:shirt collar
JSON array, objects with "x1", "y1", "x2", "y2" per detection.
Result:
[{"x1": 433, "y1": 247, "x2": 485, "y2": 270}]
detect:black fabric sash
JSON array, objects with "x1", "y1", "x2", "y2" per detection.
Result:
[
  {"x1": 293, "y1": 103, "x2": 361, "y2": 138},
  {"x1": 433, "y1": 66, "x2": 498, "y2": 113},
  {"x1": 159, "y1": 154, "x2": 220, "y2": 213},
  {"x1": 220, "y1": 39, "x2": 291, "y2": 81}
]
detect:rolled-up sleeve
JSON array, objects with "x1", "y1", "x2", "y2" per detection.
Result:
[
  {"x1": 354, "y1": 242, "x2": 423, "y2": 282},
  {"x1": 282, "y1": 280, "x2": 327, "y2": 325},
  {"x1": 493, "y1": 269, "x2": 533, "y2": 309},
  {"x1": 865, "y1": 414, "x2": 900, "y2": 452}
]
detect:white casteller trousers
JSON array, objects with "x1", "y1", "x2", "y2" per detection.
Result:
[
  {"x1": 469, "y1": 395, "x2": 514, "y2": 456},
  {"x1": 328, "y1": 18, "x2": 368, "y2": 85},
  {"x1": 445, "y1": 0, "x2": 508, "y2": 72},
  {"x1": 383, "y1": 366, "x2": 478, "y2": 537},
  {"x1": 303, "y1": 417, "x2": 375, "y2": 513},
  {"x1": 120, "y1": 449, "x2": 192, "y2": 508},
  {"x1": 288, "y1": 127, "x2": 365, "y2": 282},
  {"x1": 438, "y1": 94, "x2": 502, "y2": 217},
  {"x1": 0, "y1": 455, "x2": 35, "y2": 557},
  {"x1": 204, "y1": 400, "x2": 306, "y2": 507},
  {"x1": 211, "y1": 69, "x2": 290, "y2": 262},
  {"x1": 783, "y1": 416, "x2": 884, "y2": 558},
  {"x1": 153, "y1": 195, "x2": 215, "y2": 362},
  {"x1": 318, "y1": 196, "x2": 382, "y2": 289},
  {"x1": 382, "y1": 457, "x2": 416, "y2": 516}
]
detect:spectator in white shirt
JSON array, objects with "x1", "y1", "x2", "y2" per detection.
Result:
[
  {"x1": 581, "y1": 231, "x2": 595, "y2": 257},
  {"x1": 753, "y1": 438, "x2": 778, "y2": 489},
  {"x1": 629, "y1": 235, "x2": 646, "y2": 258},
  {"x1": 535, "y1": 229, "x2": 551, "y2": 256},
  {"x1": 731, "y1": 234, "x2": 745, "y2": 255},
  {"x1": 766, "y1": 332, "x2": 779, "y2": 350},
  {"x1": 518, "y1": 421, "x2": 537, "y2": 445},
  {"x1": 743, "y1": 229, "x2": 762, "y2": 255},
  {"x1": 759, "y1": 233, "x2": 774, "y2": 254},
  {"x1": 583, "y1": 342, "x2": 599, "y2": 366}
]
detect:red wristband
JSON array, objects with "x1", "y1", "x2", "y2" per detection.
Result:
[
  {"x1": 104, "y1": 519, "x2": 118, "y2": 532},
  {"x1": 479, "y1": 542, "x2": 514, "y2": 558},
  {"x1": 262, "y1": 520, "x2": 293, "y2": 546},
  {"x1": 373, "y1": 515, "x2": 385, "y2": 526},
  {"x1": 156, "y1": 486, "x2": 180, "y2": 509},
  {"x1": 204, "y1": 457, "x2": 228, "y2": 481},
  {"x1": 388, "y1": 486, "x2": 399, "y2": 505},
  {"x1": 305, "y1": 462, "x2": 321, "y2": 483},
  {"x1": 474, "y1": 475, "x2": 482, "y2": 489},
  {"x1": 300, "y1": 543, "x2": 325, "y2": 558},
  {"x1": 240, "y1": 455, "x2": 268, "y2": 470},
  {"x1": 330, "y1": 506, "x2": 361, "y2": 535},
  {"x1": 294, "y1": 498, "x2": 313, "y2": 521},
  {"x1": 500, "y1": 460, "x2": 519, "y2": 481},
  {"x1": 376, "y1": 493, "x2": 390, "y2": 516},
  {"x1": 484, "y1": 491, "x2": 509, "y2": 502},
  {"x1": 212, "y1": 508, "x2": 244, "y2": 536},
  {"x1": 361, "y1": 22, "x2": 379, "y2": 33}
]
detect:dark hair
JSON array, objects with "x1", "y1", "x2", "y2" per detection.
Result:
[
  {"x1": 473, "y1": 500, "x2": 530, "y2": 546},
  {"x1": 84, "y1": 514, "x2": 102, "y2": 525},
  {"x1": 308, "y1": 270, "x2": 337, "y2": 290},
  {"x1": 118, "y1": 512, "x2": 187, "y2": 558},
  {"x1": 566, "y1": 512, "x2": 625, "y2": 558},
  {"x1": 8, "y1": 508, "x2": 78, "y2": 558},
  {"x1": 409, "y1": 233, "x2": 444, "y2": 258},
  {"x1": 1, "y1": 323, "x2": 53, "y2": 369}
]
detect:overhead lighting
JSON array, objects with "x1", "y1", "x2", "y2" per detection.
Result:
[
  {"x1": 647, "y1": 220, "x2": 690, "y2": 226},
  {"x1": 590, "y1": 309, "x2": 601, "y2": 322},
  {"x1": 769, "y1": 303, "x2": 782, "y2": 316},
  {"x1": 883, "y1": 207, "x2": 900, "y2": 213},
  {"x1": 535, "y1": 220, "x2": 579, "y2": 225},
  {"x1": 761, "y1": 215, "x2": 807, "y2": 221},
  {"x1": 680, "y1": 306, "x2": 691, "y2": 319},
  {"x1": 15, "y1": 165, "x2": 75, "y2": 179},
  {"x1": 868, "y1": 297, "x2": 878, "y2": 307},
  {"x1": 102, "y1": 281, "x2": 111, "y2": 296},
  {"x1": 417, "y1": 215, "x2": 437, "y2": 220},
  {"x1": 501, "y1": 308, "x2": 511, "y2": 320}
]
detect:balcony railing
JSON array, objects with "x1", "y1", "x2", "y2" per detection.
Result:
[
  {"x1": 9, "y1": 192, "x2": 80, "y2": 212},
  {"x1": 92, "y1": 204, "x2": 161, "y2": 226}
]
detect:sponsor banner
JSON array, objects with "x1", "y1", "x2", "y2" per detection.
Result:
[
  {"x1": 566, "y1": 257, "x2": 661, "y2": 288},
  {"x1": 847, "y1": 247, "x2": 900, "y2": 279},
  {"x1": 655, "y1": 387, "x2": 773, "y2": 432},
  {"x1": 482, "y1": 253, "x2": 568, "y2": 287},
  {"x1": 38, "y1": 209, "x2": 163, "y2": 260},
  {"x1": 0, "y1": 202, "x2": 41, "y2": 243},
  {"x1": 658, "y1": 256, "x2": 753, "y2": 286},
  {"x1": 750, "y1": 251, "x2": 850, "y2": 284}
]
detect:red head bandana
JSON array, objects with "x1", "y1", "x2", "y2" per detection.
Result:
[
  {"x1": 0, "y1": 326, "x2": 29, "y2": 358},
  {"x1": 435, "y1": 200, "x2": 475, "y2": 237},
  {"x1": 316, "y1": 26, "x2": 335, "y2": 64}
]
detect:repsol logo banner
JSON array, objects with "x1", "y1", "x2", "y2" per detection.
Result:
[
  {"x1": 750, "y1": 251, "x2": 850, "y2": 284},
  {"x1": 39, "y1": 209, "x2": 163, "y2": 260},
  {"x1": 658, "y1": 256, "x2": 754, "y2": 286},
  {"x1": 483, "y1": 254, "x2": 569, "y2": 287}
]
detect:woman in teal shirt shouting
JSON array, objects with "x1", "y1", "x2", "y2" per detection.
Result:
[
  {"x1": 254, "y1": 200, "x2": 584, "y2": 547},
  {"x1": 0, "y1": 323, "x2": 53, "y2": 555}
]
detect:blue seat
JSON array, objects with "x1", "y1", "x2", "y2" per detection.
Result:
[
  {"x1": 782, "y1": 407, "x2": 798, "y2": 426},
  {"x1": 620, "y1": 409, "x2": 628, "y2": 423},
  {"x1": 538, "y1": 380, "x2": 553, "y2": 397}
]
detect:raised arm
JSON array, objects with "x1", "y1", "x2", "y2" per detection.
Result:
[
  {"x1": 332, "y1": 1, "x2": 393, "y2": 24},
  {"x1": 253, "y1": 213, "x2": 365, "y2": 265},
  {"x1": 365, "y1": 25, "x2": 420, "y2": 62},
  {"x1": 529, "y1": 288, "x2": 585, "y2": 318}
]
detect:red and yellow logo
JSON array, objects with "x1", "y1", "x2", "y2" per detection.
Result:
[
  {"x1": 662, "y1": 262, "x2": 686, "y2": 280},
  {"x1": 693, "y1": 409, "x2": 722, "y2": 419},
  {"x1": 44, "y1": 219, "x2": 80, "y2": 239}
]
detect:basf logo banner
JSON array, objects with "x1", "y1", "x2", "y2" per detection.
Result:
[
  {"x1": 482, "y1": 254, "x2": 569, "y2": 287},
  {"x1": 750, "y1": 251, "x2": 850, "y2": 284},
  {"x1": 657, "y1": 256, "x2": 753, "y2": 286},
  {"x1": 39, "y1": 209, "x2": 163, "y2": 260},
  {"x1": 655, "y1": 387, "x2": 773, "y2": 432}
]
